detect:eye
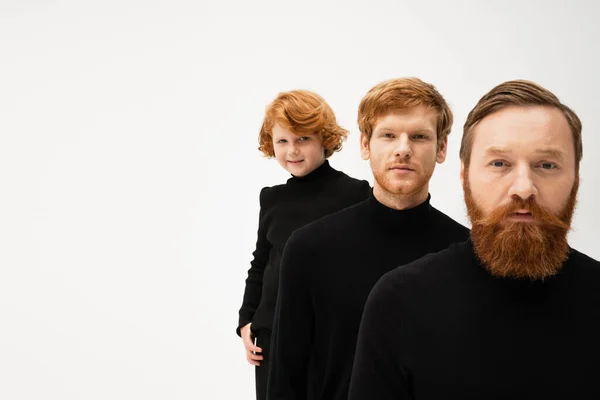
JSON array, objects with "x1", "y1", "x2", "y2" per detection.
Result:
[
  {"x1": 412, "y1": 134, "x2": 428, "y2": 140},
  {"x1": 538, "y1": 161, "x2": 558, "y2": 170},
  {"x1": 298, "y1": 136, "x2": 310, "y2": 141},
  {"x1": 381, "y1": 133, "x2": 395, "y2": 138},
  {"x1": 276, "y1": 139, "x2": 287, "y2": 144},
  {"x1": 490, "y1": 160, "x2": 508, "y2": 168}
]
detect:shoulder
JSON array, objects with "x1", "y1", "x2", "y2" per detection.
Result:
[
  {"x1": 330, "y1": 170, "x2": 371, "y2": 194},
  {"x1": 376, "y1": 241, "x2": 469, "y2": 295},
  {"x1": 288, "y1": 200, "x2": 369, "y2": 249},
  {"x1": 334, "y1": 169, "x2": 370, "y2": 186},
  {"x1": 429, "y1": 206, "x2": 470, "y2": 240},
  {"x1": 326, "y1": 163, "x2": 369, "y2": 187},
  {"x1": 364, "y1": 242, "x2": 469, "y2": 314},
  {"x1": 258, "y1": 184, "x2": 287, "y2": 207},
  {"x1": 568, "y1": 247, "x2": 600, "y2": 272},
  {"x1": 362, "y1": 242, "x2": 470, "y2": 334}
]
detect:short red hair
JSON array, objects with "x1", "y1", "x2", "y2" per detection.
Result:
[
  {"x1": 460, "y1": 79, "x2": 583, "y2": 168},
  {"x1": 258, "y1": 90, "x2": 348, "y2": 158},
  {"x1": 358, "y1": 77, "x2": 453, "y2": 148}
]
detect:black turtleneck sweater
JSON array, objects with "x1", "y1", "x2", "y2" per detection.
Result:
[
  {"x1": 237, "y1": 160, "x2": 370, "y2": 335},
  {"x1": 349, "y1": 240, "x2": 600, "y2": 400},
  {"x1": 267, "y1": 192, "x2": 469, "y2": 400}
]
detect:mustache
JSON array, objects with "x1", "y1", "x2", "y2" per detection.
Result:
[{"x1": 473, "y1": 197, "x2": 571, "y2": 231}]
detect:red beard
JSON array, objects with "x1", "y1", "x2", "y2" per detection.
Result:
[{"x1": 464, "y1": 171, "x2": 578, "y2": 281}]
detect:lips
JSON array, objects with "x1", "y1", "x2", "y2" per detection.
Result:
[
  {"x1": 507, "y1": 211, "x2": 535, "y2": 222},
  {"x1": 287, "y1": 160, "x2": 304, "y2": 164},
  {"x1": 513, "y1": 210, "x2": 532, "y2": 216},
  {"x1": 389, "y1": 165, "x2": 414, "y2": 171}
]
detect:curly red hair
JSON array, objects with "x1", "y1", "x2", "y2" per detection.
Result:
[{"x1": 258, "y1": 90, "x2": 348, "y2": 158}]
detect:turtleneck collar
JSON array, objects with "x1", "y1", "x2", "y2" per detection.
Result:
[
  {"x1": 287, "y1": 160, "x2": 337, "y2": 184},
  {"x1": 367, "y1": 189, "x2": 433, "y2": 230}
]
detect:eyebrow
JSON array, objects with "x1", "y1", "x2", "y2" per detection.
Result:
[
  {"x1": 273, "y1": 133, "x2": 310, "y2": 139},
  {"x1": 375, "y1": 127, "x2": 435, "y2": 135},
  {"x1": 484, "y1": 147, "x2": 566, "y2": 159}
]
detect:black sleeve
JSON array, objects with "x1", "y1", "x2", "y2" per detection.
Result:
[
  {"x1": 348, "y1": 273, "x2": 414, "y2": 400},
  {"x1": 236, "y1": 188, "x2": 272, "y2": 336},
  {"x1": 267, "y1": 230, "x2": 314, "y2": 400}
]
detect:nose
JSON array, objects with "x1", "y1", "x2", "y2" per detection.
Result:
[
  {"x1": 508, "y1": 164, "x2": 538, "y2": 201},
  {"x1": 394, "y1": 134, "x2": 412, "y2": 159},
  {"x1": 288, "y1": 143, "x2": 300, "y2": 156}
]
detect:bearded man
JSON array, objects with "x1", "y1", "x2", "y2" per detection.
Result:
[{"x1": 348, "y1": 80, "x2": 600, "y2": 400}]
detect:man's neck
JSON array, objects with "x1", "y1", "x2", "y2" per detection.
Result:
[{"x1": 373, "y1": 184, "x2": 429, "y2": 210}]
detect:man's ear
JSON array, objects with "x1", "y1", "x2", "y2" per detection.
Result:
[
  {"x1": 460, "y1": 162, "x2": 465, "y2": 187},
  {"x1": 436, "y1": 136, "x2": 448, "y2": 163},
  {"x1": 360, "y1": 132, "x2": 370, "y2": 160}
]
